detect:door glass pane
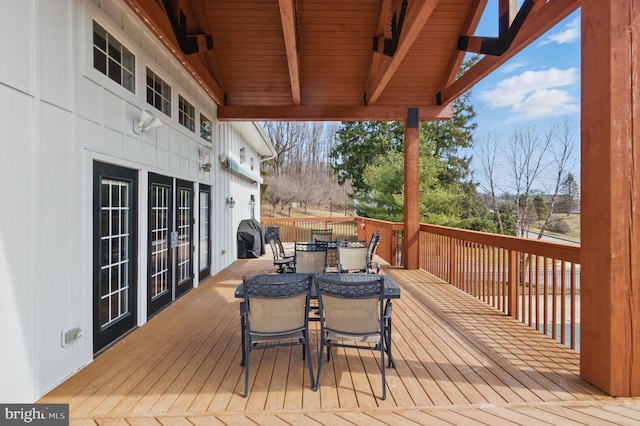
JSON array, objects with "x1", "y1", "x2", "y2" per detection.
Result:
[
  {"x1": 150, "y1": 184, "x2": 170, "y2": 300},
  {"x1": 177, "y1": 188, "x2": 192, "y2": 283},
  {"x1": 199, "y1": 190, "x2": 209, "y2": 270},
  {"x1": 99, "y1": 178, "x2": 132, "y2": 329}
]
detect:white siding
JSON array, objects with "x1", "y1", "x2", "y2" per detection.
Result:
[{"x1": 0, "y1": 0, "x2": 271, "y2": 402}]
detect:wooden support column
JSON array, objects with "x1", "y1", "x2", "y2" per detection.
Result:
[
  {"x1": 404, "y1": 108, "x2": 420, "y2": 269},
  {"x1": 581, "y1": 0, "x2": 640, "y2": 396}
]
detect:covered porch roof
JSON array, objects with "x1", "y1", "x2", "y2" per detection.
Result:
[{"x1": 124, "y1": 0, "x2": 579, "y2": 121}]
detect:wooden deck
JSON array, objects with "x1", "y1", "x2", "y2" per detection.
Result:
[{"x1": 40, "y1": 254, "x2": 640, "y2": 425}]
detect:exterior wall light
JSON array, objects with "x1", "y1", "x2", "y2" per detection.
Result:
[
  {"x1": 133, "y1": 109, "x2": 163, "y2": 134},
  {"x1": 226, "y1": 197, "x2": 236, "y2": 208}
]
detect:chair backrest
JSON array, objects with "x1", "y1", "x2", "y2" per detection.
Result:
[
  {"x1": 366, "y1": 232, "x2": 381, "y2": 264},
  {"x1": 311, "y1": 228, "x2": 333, "y2": 242},
  {"x1": 243, "y1": 274, "x2": 311, "y2": 334},
  {"x1": 269, "y1": 238, "x2": 287, "y2": 260},
  {"x1": 337, "y1": 239, "x2": 368, "y2": 272},
  {"x1": 295, "y1": 242, "x2": 327, "y2": 273},
  {"x1": 269, "y1": 239, "x2": 279, "y2": 258},
  {"x1": 315, "y1": 274, "x2": 384, "y2": 335},
  {"x1": 272, "y1": 236, "x2": 291, "y2": 259}
]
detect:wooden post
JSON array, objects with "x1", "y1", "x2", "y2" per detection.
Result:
[
  {"x1": 404, "y1": 108, "x2": 420, "y2": 269},
  {"x1": 581, "y1": 0, "x2": 640, "y2": 396}
]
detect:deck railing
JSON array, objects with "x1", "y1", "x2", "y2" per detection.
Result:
[
  {"x1": 418, "y1": 223, "x2": 580, "y2": 351},
  {"x1": 261, "y1": 216, "x2": 580, "y2": 351}
]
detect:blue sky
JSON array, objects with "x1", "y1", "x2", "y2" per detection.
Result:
[
  {"x1": 465, "y1": 2, "x2": 581, "y2": 190},
  {"x1": 469, "y1": 3, "x2": 580, "y2": 135}
]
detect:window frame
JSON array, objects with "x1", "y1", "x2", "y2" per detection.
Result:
[
  {"x1": 146, "y1": 67, "x2": 172, "y2": 117},
  {"x1": 92, "y1": 21, "x2": 136, "y2": 93},
  {"x1": 178, "y1": 95, "x2": 196, "y2": 132}
]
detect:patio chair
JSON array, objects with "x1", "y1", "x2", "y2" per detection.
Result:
[
  {"x1": 241, "y1": 273, "x2": 315, "y2": 397},
  {"x1": 269, "y1": 236, "x2": 295, "y2": 273},
  {"x1": 311, "y1": 228, "x2": 333, "y2": 242},
  {"x1": 366, "y1": 232, "x2": 381, "y2": 273},
  {"x1": 314, "y1": 273, "x2": 387, "y2": 399},
  {"x1": 336, "y1": 239, "x2": 369, "y2": 273},
  {"x1": 294, "y1": 241, "x2": 328, "y2": 273}
]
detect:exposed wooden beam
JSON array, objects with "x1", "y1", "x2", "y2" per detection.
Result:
[
  {"x1": 278, "y1": 0, "x2": 301, "y2": 105},
  {"x1": 365, "y1": 0, "x2": 438, "y2": 106},
  {"x1": 366, "y1": 0, "x2": 394, "y2": 101},
  {"x1": 123, "y1": 0, "x2": 225, "y2": 105},
  {"x1": 457, "y1": 0, "x2": 534, "y2": 56},
  {"x1": 437, "y1": 0, "x2": 580, "y2": 105},
  {"x1": 217, "y1": 104, "x2": 453, "y2": 122},
  {"x1": 440, "y1": 0, "x2": 488, "y2": 89}
]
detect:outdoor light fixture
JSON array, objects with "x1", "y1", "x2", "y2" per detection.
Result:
[
  {"x1": 226, "y1": 197, "x2": 236, "y2": 208},
  {"x1": 200, "y1": 162, "x2": 212, "y2": 172},
  {"x1": 133, "y1": 109, "x2": 163, "y2": 134}
]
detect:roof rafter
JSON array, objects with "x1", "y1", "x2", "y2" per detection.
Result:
[
  {"x1": 217, "y1": 104, "x2": 453, "y2": 122},
  {"x1": 439, "y1": 0, "x2": 488, "y2": 89},
  {"x1": 365, "y1": 0, "x2": 438, "y2": 106},
  {"x1": 437, "y1": 0, "x2": 581, "y2": 105},
  {"x1": 278, "y1": 0, "x2": 301, "y2": 105},
  {"x1": 124, "y1": 0, "x2": 225, "y2": 104}
]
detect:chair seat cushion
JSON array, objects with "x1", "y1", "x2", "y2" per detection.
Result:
[
  {"x1": 250, "y1": 330, "x2": 305, "y2": 344},
  {"x1": 326, "y1": 330, "x2": 380, "y2": 344}
]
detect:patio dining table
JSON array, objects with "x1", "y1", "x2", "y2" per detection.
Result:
[{"x1": 235, "y1": 273, "x2": 400, "y2": 367}]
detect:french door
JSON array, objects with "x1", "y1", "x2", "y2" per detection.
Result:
[
  {"x1": 93, "y1": 162, "x2": 138, "y2": 354},
  {"x1": 148, "y1": 173, "x2": 173, "y2": 316},
  {"x1": 175, "y1": 179, "x2": 194, "y2": 298},
  {"x1": 198, "y1": 184, "x2": 211, "y2": 281},
  {"x1": 147, "y1": 174, "x2": 194, "y2": 318}
]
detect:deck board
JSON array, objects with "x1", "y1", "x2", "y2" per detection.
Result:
[{"x1": 39, "y1": 254, "x2": 640, "y2": 425}]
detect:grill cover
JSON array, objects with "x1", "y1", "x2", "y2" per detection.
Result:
[{"x1": 237, "y1": 218, "x2": 265, "y2": 258}]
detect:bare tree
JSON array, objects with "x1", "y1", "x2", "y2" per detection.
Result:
[
  {"x1": 292, "y1": 168, "x2": 322, "y2": 213},
  {"x1": 475, "y1": 121, "x2": 579, "y2": 238},
  {"x1": 262, "y1": 122, "x2": 306, "y2": 176},
  {"x1": 476, "y1": 133, "x2": 506, "y2": 234},
  {"x1": 508, "y1": 126, "x2": 552, "y2": 237},
  {"x1": 535, "y1": 121, "x2": 576, "y2": 238},
  {"x1": 264, "y1": 175, "x2": 296, "y2": 216}
]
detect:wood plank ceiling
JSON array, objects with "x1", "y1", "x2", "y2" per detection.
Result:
[{"x1": 124, "y1": 0, "x2": 581, "y2": 122}]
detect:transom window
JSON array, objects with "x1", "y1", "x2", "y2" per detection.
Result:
[
  {"x1": 179, "y1": 96, "x2": 195, "y2": 132},
  {"x1": 146, "y1": 68, "x2": 171, "y2": 116},
  {"x1": 200, "y1": 114, "x2": 212, "y2": 143},
  {"x1": 93, "y1": 22, "x2": 135, "y2": 93}
]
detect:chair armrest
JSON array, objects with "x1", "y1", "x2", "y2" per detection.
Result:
[
  {"x1": 367, "y1": 261, "x2": 380, "y2": 274},
  {"x1": 384, "y1": 301, "x2": 392, "y2": 320}
]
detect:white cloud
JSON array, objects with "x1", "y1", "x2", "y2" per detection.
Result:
[
  {"x1": 511, "y1": 89, "x2": 578, "y2": 119},
  {"x1": 501, "y1": 59, "x2": 528, "y2": 74},
  {"x1": 540, "y1": 16, "x2": 580, "y2": 46},
  {"x1": 479, "y1": 67, "x2": 578, "y2": 107},
  {"x1": 478, "y1": 67, "x2": 579, "y2": 121}
]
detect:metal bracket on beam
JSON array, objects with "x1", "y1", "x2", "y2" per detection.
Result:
[
  {"x1": 457, "y1": 0, "x2": 534, "y2": 56},
  {"x1": 372, "y1": 0, "x2": 408, "y2": 57},
  {"x1": 162, "y1": 0, "x2": 214, "y2": 55}
]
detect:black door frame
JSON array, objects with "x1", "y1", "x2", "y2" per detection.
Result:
[
  {"x1": 198, "y1": 184, "x2": 212, "y2": 281},
  {"x1": 147, "y1": 173, "x2": 174, "y2": 317},
  {"x1": 175, "y1": 179, "x2": 194, "y2": 298},
  {"x1": 93, "y1": 161, "x2": 138, "y2": 354}
]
